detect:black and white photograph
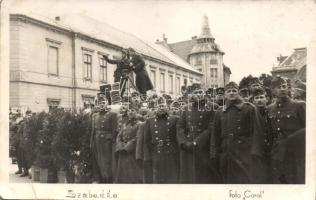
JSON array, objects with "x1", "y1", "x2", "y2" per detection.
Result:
[{"x1": 0, "y1": 0, "x2": 316, "y2": 199}]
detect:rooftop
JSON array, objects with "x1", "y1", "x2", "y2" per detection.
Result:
[
  {"x1": 10, "y1": 13, "x2": 201, "y2": 75},
  {"x1": 273, "y1": 47, "x2": 306, "y2": 71}
]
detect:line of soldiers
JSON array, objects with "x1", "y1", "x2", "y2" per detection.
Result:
[{"x1": 89, "y1": 75, "x2": 306, "y2": 184}]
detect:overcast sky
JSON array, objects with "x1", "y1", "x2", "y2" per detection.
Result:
[{"x1": 10, "y1": 0, "x2": 316, "y2": 82}]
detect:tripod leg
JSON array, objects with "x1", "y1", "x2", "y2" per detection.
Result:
[
  {"x1": 120, "y1": 78, "x2": 127, "y2": 97},
  {"x1": 127, "y1": 74, "x2": 139, "y2": 93}
]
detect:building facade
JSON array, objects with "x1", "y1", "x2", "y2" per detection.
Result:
[
  {"x1": 156, "y1": 15, "x2": 231, "y2": 89},
  {"x1": 10, "y1": 14, "x2": 202, "y2": 112},
  {"x1": 271, "y1": 47, "x2": 306, "y2": 83}
]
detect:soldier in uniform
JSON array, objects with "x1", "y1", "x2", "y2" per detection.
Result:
[
  {"x1": 177, "y1": 89, "x2": 219, "y2": 183},
  {"x1": 90, "y1": 98, "x2": 118, "y2": 183},
  {"x1": 115, "y1": 108, "x2": 142, "y2": 183},
  {"x1": 252, "y1": 87, "x2": 273, "y2": 183},
  {"x1": 143, "y1": 97, "x2": 180, "y2": 183},
  {"x1": 18, "y1": 110, "x2": 33, "y2": 177},
  {"x1": 210, "y1": 82, "x2": 265, "y2": 184},
  {"x1": 267, "y1": 76, "x2": 305, "y2": 184}
]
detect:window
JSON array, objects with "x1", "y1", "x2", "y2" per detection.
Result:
[
  {"x1": 83, "y1": 54, "x2": 92, "y2": 80},
  {"x1": 150, "y1": 70, "x2": 156, "y2": 88},
  {"x1": 99, "y1": 57, "x2": 107, "y2": 82},
  {"x1": 210, "y1": 59, "x2": 218, "y2": 64},
  {"x1": 190, "y1": 78, "x2": 193, "y2": 85},
  {"x1": 160, "y1": 72, "x2": 165, "y2": 92},
  {"x1": 184, "y1": 78, "x2": 188, "y2": 86},
  {"x1": 176, "y1": 77, "x2": 181, "y2": 95},
  {"x1": 48, "y1": 46, "x2": 59, "y2": 75},
  {"x1": 169, "y1": 74, "x2": 174, "y2": 94},
  {"x1": 47, "y1": 98, "x2": 60, "y2": 112},
  {"x1": 210, "y1": 68, "x2": 218, "y2": 78},
  {"x1": 195, "y1": 56, "x2": 202, "y2": 66},
  {"x1": 82, "y1": 94, "x2": 95, "y2": 108},
  {"x1": 46, "y1": 38, "x2": 61, "y2": 76}
]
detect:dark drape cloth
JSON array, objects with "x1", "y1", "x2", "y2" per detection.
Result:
[{"x1": 130, "y1": 54, "x2": 153, "y2": 94}]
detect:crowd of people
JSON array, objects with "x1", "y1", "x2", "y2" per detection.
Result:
[{"x1": 9, "y1": 73, "x2": 306, "y2": 184}]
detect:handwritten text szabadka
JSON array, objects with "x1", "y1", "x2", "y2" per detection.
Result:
[
  {"x1": 229, "y1": 190, "x2": 264, "y2": 200},
  {"x1": 65, "y1": 189, "x2": 118, "y2": 199}
]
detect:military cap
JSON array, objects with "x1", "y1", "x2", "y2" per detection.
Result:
[
  {"x1": 239, "y1": 87, "x2": 250, "y2": 97},
  {"x1": 250, "y1": 77, "x2": 261, "y2": 85},
  {"x1": 206, "y1": 88, "x2": 216, "y2": 96},
  {"x1": 252, "y1": 87, "x2": 266, "y2": 97},
  {"x1": 131, "y1": 91, "x2": 140, "y2": 98},
  {"x1": 271, "y1": 75, "x2": 287, "y2": 88},
  {"x1": 293, "y1": 79, "x2": 306, "y2": 91},
  {"x1": 157, "y1": 96, "x2": 167, "y2": 105},
  {"x1": 224, "y1": 82, "x2": 239, "y2": 90},
  {"x1": 127, "y1": 47, "x2": 136, "y2": 53},
  {"x1": 216, "y1": 87, "x2": 225, "y2": 95},
  {"x1": 100, "y1": 84, "x2": 111, "y2": 93},
  {"x1": 25, "y1": 110, "x2": 32, "y2": 115},
  {"x1": 191, "y1": 83, "x2": 201, "y2": 91},
  {"x1": 111, "y1": 95, "x2": 122, "y2": 104},
  {"x1": 97, "y1": 92, "x2": 106, "y2": 100}
]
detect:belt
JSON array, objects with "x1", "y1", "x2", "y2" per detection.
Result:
[
  {"x1": 275, "y1": 131, "x2": 288, "y2": 141},
  {"x1": 96, "y1": 130, "x2": 111, "y2": 134},
  {"x1": 95, "y1": 130, "x2": 112, "y2": 140},
  {"x1": 154, "y1": 139, "x2": 175, "y2": 148},
  {"x1": 189, "y1": 125, "x2": 201, "y2": 132}
]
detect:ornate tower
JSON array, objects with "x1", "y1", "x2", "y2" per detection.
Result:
[{"x1": 188, "y1": 15, "x2": 225, "y2": 88}]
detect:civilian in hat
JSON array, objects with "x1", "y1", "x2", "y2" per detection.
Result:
[
  {"x1": 210, "y1": 81, "x2": 265, "y2": 183},
  {"x1": 90, "y1": 98, "x2": 118, "y2": 183},
  {"x1": 267, "y1": 76, "x2": 305, "y2": 184},
  {"x1": 143, "y1": 96, "x2": 180, "y2": 183},
  {"x1": 177, "y1": 88, "x2": 220, "y2": 183}
]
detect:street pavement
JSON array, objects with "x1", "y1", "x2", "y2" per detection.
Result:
[{"x1": 9, "y1": 163, "x2": 34, "y2": 183}]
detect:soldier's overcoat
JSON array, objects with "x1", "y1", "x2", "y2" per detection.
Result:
[
  {"x1": 90, "y1": 110, "x2": 118, "y2": 180},
  {"x1": 115, "y1": 121, "x2": 142, "y2": 183},
  {"x1": 267, "y1": 99, "x2": 305, "y2": 183},
  {"x1": 177, "y1": 103, "x2": 219, "y2": 183},
  {"x1": 143, "y1": 114, "x2": 180, "y2": 183},
  {"x1": 211, "y1": 100, "x2": 265, "y2": 183}
]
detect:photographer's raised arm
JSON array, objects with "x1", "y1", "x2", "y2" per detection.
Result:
[{"x1": 103, "y1": 55, "x2": 120, "y2": 65}]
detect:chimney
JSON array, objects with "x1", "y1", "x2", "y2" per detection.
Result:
[
  {"x1": 163, "y1": 33, "x2": 168, "y2": 43},
  {"x1": 277, "y1": 54, "x2": 288, "y2": 64},
  {"x1": 192, "y1": 36, "x2": 197, "y2": 39},
  {"x1": 55, "y1": 16, "x2": 60, "y2": 21}
]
